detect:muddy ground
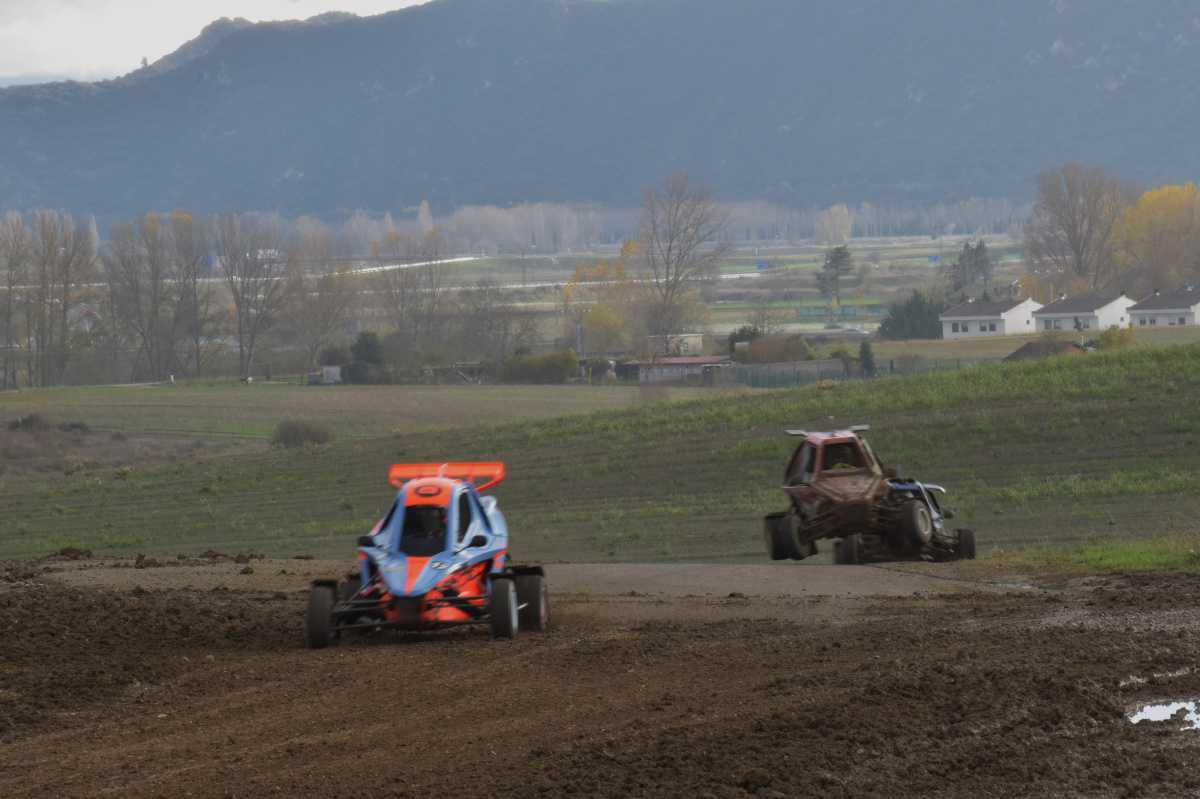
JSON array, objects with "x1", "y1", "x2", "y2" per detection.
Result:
[
  {"x1": 3, "y1": 555, "x2": 1200, "y2": 798},
  {"x1": 0, "y1": 420, "x2": 243, "y2": 481}
]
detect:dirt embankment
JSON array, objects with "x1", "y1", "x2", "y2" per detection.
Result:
[
  {"x1": 0, "y1": 418, "x2": 238, "y2": 481},
  {"x1": 3, "y1": 559, "x2": 1200, "y2": 797}
]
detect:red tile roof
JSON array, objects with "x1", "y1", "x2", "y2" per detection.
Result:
[{"x1": 635, "y1": 356, "x2": 730, "y2": 366}]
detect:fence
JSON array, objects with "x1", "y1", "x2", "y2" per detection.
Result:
[{"x1": 734, "y1": 356, "x2": 1003, "y2": 389}]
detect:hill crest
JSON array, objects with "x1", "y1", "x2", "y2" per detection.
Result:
[{"x1": 2, "y1": 0, "x2": 1199, "y2": 216}]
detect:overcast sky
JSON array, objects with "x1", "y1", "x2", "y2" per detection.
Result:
[{"x1": 0, "y1": 1, "x2": 429, "y2": 82}]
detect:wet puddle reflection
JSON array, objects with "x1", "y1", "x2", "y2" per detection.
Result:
[{"x1": 1128, "y1": 700, "x2": 1200, "y2": 730}]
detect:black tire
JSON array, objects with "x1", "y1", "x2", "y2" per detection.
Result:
[
  {"x1": 489, "y1": 577, "x2": 519, "y2": 639},
  {"x1": 764, "y1": 514, "x2": 799, "y2": 560},
  {"x1": 785, "y1": 514, "x2": 814, "y2": 561},
  {"x1": 764, "y1": 515, "x2": 788, "y2": 560},
  {"x1": 837, "y1": 533, "x2": 862, "y2": 565},
  {"x1": 305, "y1": 585, "x2": 335, "y2": 650},
  {"x1": 899, "y1": 500, "x2": 934, "y2": 552},
  {"x1": 957, "y1": 529, "x2": 977, "y2": 560},
  {"x1": 767, "y1": 513, "x2": 812, "y2": 561},
  {"x1": 515, "y1": 574, "x2": 549, "y2": 632}
]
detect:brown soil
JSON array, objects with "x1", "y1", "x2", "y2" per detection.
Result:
[
  {"x1": 0, "y1": 423, "x2": 242, "y2": 481},
  {"x1": 2, "y1": 559, "x2": 1200, "y2": 797}
]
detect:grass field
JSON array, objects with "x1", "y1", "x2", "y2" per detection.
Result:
[
  {"x1": 4, "y1": 346, "x2": 1200, "y2": 562},
  {"x1": 0, "y1": 382, "x2": 719, "y2": 441},
  {"x1": 986, "y1": 533, "x2": 1200, "y2": 574}
]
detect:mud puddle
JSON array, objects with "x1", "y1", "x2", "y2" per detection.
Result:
[{"x1": 1129, "y1": 699, "x2": 1200, "y2": 730}]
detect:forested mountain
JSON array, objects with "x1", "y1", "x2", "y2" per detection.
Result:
[{"x1": 2, "y1": 0, "x2": 1199, "y2": 217}]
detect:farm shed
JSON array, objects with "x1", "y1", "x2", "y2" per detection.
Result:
[
  {"x1": 635, "y1": 356, "x2": 732, "y2": 385},
  {"x1": 644, "y1": 333, "x2": 705, "y2": 357},
  {"x1": 307, "y1": 366, "x2": 343, "y2": 385}
]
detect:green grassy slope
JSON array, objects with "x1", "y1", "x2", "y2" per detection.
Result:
[{"x1": 4, "y1": 347, "x2": 1200, "y2": 561}]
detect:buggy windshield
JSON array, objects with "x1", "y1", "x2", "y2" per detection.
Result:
[
  {"x1": 400, "y1": 505, "x2": 448, "y2": 556},
  {"x1": 820, "y1": 442, "x2": 866, "y2": 473}
]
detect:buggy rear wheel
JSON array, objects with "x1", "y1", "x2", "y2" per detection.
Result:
[
  {"x1": 957, "y1": 529, "x2": 977, "y2": 560},
  {"x1": 835, "y1": 533, "x2": 862, "y2": 565},
  {"x1": 515, "y1": 574, "x2": 549, "y2": 632},
  {"x1": 765, "y1": 513, "x2": 811, "y2": 561},
  {"x1": 305, "y1": 585, "x2": 336, "y2": 650},
  {"x1": 489, "y1": 577, "x2": 519, "y2": 639},
  {"x1": 764, "y1": 513, "x2": 795, "y2": 560}
]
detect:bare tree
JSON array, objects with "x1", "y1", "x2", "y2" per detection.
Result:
[
  {"x1": 748, "y1": 298, "x2": 789, "y2": 336},
  {"x1": 456, "y1": 278, "x2": 513, "y2": 362},
  {"x1": 415, "y1": 229, "x2": 448, "y2": 343},
  {"x1": 374, "y1": 227, "x2": 447, "y2": 360},
  {"x1": 214, "y1": 213, "x2": 289, "y2": 379},
  {"x1": 27, "y1": 210, "x2": 96, "y2": 385},
  {"x1": 814, "y1": 204, "x2": 854, "y2": 245},
  {"x1": 286, "y1": 220, "x2": 360, "y2": 367},
  {"x1": 0, "y1": 212, "x2": 30, "y2": 388},
  {"x1": 1025, "y1": 163, "x2": 1130, "y2": 291},
  {"x1": 638, "y1": 174, "x2": 729, "y2": 335},
  {"x1": 171, "y1": 211, "x2": 214, "y2": 377},
  {"x1": 417, "y1": 200, "x2": 435, "y2": 236},
  {"x1": 104, "y1": 213, "x2": 180, "y2": 380},
  {"x1": 376, "y1": 231, "x2": 422, "y2": 339}
]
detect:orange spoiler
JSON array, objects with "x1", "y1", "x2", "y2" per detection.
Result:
[{"x1": 388, "y1": 462, "x2": 506, "y2": 492}]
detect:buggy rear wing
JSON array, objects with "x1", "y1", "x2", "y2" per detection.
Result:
[
  {"x1": 388, "y1": 462, "x2": 506, "y2": 492},
  {"x1": 785, "y1": 425, "x2": 870, "y2": 437}
]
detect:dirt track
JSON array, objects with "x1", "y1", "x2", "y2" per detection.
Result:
[{"x1": 4, "y1": 555, "x2": 1200, "y2": 797}]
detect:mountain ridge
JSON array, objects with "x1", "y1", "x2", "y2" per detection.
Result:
[{"x1": 1, "y1": 0, "x2": 1198, "y2": 217}]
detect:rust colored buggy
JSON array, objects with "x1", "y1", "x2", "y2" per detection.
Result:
[{"x1": 763, "y1": 426, "x2": 975, "y2": 564}]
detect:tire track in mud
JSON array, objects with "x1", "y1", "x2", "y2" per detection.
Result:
[{"x1": 5, "y1": 562, "x2": 1200, "y2": 797}]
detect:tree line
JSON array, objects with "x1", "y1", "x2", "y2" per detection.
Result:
[
  {"x1": 1024, "y1": 163, "x2": 1200, "y2": 299},
  {"x1": 0, "y1": 209, "x2": 538, "y2": 388},
  {"x1": 0, "y1": 175, "x2": 734, "y2": 388}
]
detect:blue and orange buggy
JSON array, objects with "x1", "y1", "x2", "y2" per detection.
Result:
[{"x1": 305, "y1": 462, "x2": 548, "y2": 648}]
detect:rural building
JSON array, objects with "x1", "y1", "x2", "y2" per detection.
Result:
[
  {"x1": 939, "y1": 297, "x2": 1043, "y2": 339},
  {"x1": 1033, "y1": 293, "x2": 1134, "y2": 332},
  {"x1": 1128, "y1": 287, "x2": 1200, "y2": 328},
  {"x1": 307, "y1": 365, "x2": 343, "y2": 385},
  {"x1": 635, "y1": 355, "x2": 731, "y2": 385},
  {"x1": 645, "y1": 333, "x2": 705, "y2": 357}
]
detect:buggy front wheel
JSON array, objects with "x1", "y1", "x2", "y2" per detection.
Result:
[
  {"x1": 304, "y1": 585, "x2": 335, "y2": 649},
  {"x1": 489, "y1": 577, "x2": 519, "y2": 639},
  {"x1": 957, "y1": 529, "x2": 977, "y2": 560},
  {"x1": 515, "y1": 573, "x2": 549, "y2": 632},
  {"x1": 835, "y1": 533, "x2": 862, "y2": 565}
]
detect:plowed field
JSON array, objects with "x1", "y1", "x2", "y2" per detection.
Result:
[{"x1": 3, "y1": 555, "x2": 1200, "y2": 797}]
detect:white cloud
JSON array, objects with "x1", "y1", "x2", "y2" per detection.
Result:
[{"x1": 0, "y1": 1, "x2": 428, "y2": 81}]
